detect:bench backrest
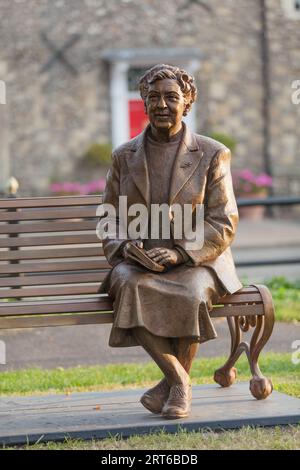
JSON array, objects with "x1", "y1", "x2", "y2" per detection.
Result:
[{"x1": 0, "y1": 195, "x2": 108, "y2": 301}]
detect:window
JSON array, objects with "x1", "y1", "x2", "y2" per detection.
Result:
[
  {"x1": 127, "y1": 67, "x2": 148, "y2": 92},
  {"x1": 281, "y1": 0, "x2": 300, "y2": 19}
]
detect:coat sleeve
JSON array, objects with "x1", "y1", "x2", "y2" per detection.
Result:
[
  {"x1": 98, "y1": 151, "x2": 130, "y2": 266},
  {"x1": 175, "y1": 147, "x2": 239, "y2": 266}
]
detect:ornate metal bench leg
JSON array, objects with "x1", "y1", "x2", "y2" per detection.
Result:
[
  {"x1": 214, "y1": 285, "x2": 275, "y2": 400},
  {"x1": 248, "y1": 285, "x2": 275, "y2": 400},
  {"x1": 214, "y1": 316, "x2": 240, "y2": 387}
]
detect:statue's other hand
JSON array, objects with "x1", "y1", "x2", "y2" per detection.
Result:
[{"x1": 146, "y1": 248, "x2": 181, "y2": 266}]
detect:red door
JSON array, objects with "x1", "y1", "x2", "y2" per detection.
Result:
[{"x1": 129, "y1": 100, "x2": 149, "y2": 138}]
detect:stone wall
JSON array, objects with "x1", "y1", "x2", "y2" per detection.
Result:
[
  {"x1": 0, "y1": 0, "x2": 299, "y2": 196},
  {"x1": 267, "y1": 0, "x2": 300, "y2": 194}
]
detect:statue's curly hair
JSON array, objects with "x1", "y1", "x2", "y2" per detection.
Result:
[{"x1": 138, "y1": 64, "x2": 197, "y2": 116}]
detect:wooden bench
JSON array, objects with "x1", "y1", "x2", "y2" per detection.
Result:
[{"x1": 0, "y1": 195, "x2": 275, "y2": 400}]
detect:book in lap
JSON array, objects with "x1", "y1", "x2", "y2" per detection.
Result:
[{"x1": 126, "y1": 243, "x2": 166, "y2": 272}]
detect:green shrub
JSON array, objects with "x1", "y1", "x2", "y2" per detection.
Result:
[
  {"x1": 82, "y1": 143, "x2": 112, "y2": 167},
  {"x1": 209, "y1": 132, "x2": 237, "y2": 153}
]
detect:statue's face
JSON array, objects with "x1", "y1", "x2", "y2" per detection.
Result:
[{"x1": 145, "y1": 78, "x2": 186, "y2": 131}]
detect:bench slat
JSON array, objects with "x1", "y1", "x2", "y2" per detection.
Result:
[
  {"x1": 0, "y1": 284, "x2": 104, "y2": 298},
  {"x1": 0, "y1": 312, "x2": 114, "y2": 329},
  {"x1": 0, "y1": 259, "x2": 108, "y2": 274},
  {"x1": 0, "y1": 234, "x2": 100, "y2": 248},
  {"x1": 0, "y1": 271, "x2": 109, "y2": 288},
  {"x1": 0, "y1": 286, "x2": 262, "y2": 305},
  {"x1": 219, "y1": 293, "x2": 262, "y2": 304},
  {"x1": 0, "y1": 220, "x2": 97, "y2": 234},
  {"x1": 0, "y1": 307, "x2": 265, "y2": 328},
  {"x1": 0, "y1": 195, "x2": 102, "y2": 209},
  {"x1": 0, "y1": 297, "x2": 113, "y2": 316},
  {"x1": 0, "y1": 206, "x2": 98, "y2": 221},
  {"x1": 0, "y1": 297, "x2": 264, "y2": 317},
  {"x1": 210, "y1": 304, "x2": 264, "y2": 317},
  {"x1": 0, "y1": 247, "x2": 103, "y2": 261}
]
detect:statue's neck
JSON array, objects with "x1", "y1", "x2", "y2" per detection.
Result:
[{"x1": 149, "y1": 123, "x2": 183, "y2": 143}]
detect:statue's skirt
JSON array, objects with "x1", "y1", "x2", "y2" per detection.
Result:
[{"x1": 106, "y1": 259, "x2": 227, "y2": 348}]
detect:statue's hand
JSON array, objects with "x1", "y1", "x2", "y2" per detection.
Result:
[
  {"x1": 146, "y1": 247, "x2": 181, "y2": 266},
  {"x1": 123, "y1": 239, "x2": 143, "y2": 260}
]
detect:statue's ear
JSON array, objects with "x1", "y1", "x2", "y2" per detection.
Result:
[
  {"x1": 184, "y1": 102, "x2": 191, "y2": 116},
  {"x1": 183, "y1": 93, "x2": 192, "y2": 116}
]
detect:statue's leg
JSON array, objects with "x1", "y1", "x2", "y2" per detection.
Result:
[
  {"x1": 133, "y1": 327, "x2": 192, "y2": 418},
  {"x1": 173, "y1": 337, "x2": 199, "y2": 374},
  {"x1": 133, "y1": 327, "x2": 189, "y2": 387}
]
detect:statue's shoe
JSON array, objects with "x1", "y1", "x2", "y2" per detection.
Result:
[
  {"x1": 140, "y1": 379, "x2": 170, "y2": 414},
  {"x1": 161, "y1": 383, "x2": 192, "y2": 419}
]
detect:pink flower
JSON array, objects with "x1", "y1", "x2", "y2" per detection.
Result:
[
  {"x1": 255, "y1": 174, "x2": 273, "y2": 187},
  {"x1": 239, "y1": 169, "x2": 255, "y2": 182},
  {"x1": 64, "y1": 182, "x2": 84, "y2": 193},
  {"x1": 50, "y1": 183, "x2": 63, "y2": 192},
  {"x1": 50, "y1": 178, "x2": 106, "y2": 195},
  {"x1": 50, "y1": 181, "x2": 83, "y2": 195},
  {"x1": 82, "y1": 179, "x2": 106, "y2": 194},
  {"x1": 233, "y1": 169, "x2": 272, "y2": 196}
]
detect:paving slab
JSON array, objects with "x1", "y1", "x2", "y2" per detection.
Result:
[{"x1": 1, "y1": 383, "x2": 300, "y2": 446}]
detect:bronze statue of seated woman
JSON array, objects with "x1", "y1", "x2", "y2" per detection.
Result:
[{"x1": 99, "y1": 64, "x2": 242, "y2": 419}]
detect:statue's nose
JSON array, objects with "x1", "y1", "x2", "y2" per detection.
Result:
[{"x1": 157, "y1": 96, "x2": 167, "y2": 108}]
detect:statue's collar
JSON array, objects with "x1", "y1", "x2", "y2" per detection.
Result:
[{"x1": 131, "y1": 122, "x2": 199, "y2": 153}]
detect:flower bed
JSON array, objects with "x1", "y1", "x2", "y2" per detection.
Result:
[
  {"x1": 50, "y1": 178, "x2": 106, "y2": 196},
  {"x1": 233, "y1": 169, "x2": 273, "y2": 219}
]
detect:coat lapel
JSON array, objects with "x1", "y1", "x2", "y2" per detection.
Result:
[
  {"x1": 168, "y1": 123, "x2": 204, "y2": 206},
  {"x1": 125, "y1": 123, "x2": 204, "y2": 209}
]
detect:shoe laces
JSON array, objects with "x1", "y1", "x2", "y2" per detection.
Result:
[
  {"x1": 169, "y1": 383, "x2": 191, "y2": 401},
  {"x1": 153, "y1": 379, "x2": 169, "y2": 394}
]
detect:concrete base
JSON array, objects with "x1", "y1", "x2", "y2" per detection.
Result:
[{"x1": 1, "y1": 383, "x2": 300, "y2": 446}]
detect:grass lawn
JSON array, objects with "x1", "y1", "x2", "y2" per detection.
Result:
[
  {"x1": 265, "y1": 277, "x2": 300, "y2": 323},
  {"x1": 6, "y1": 426, "x2": 299, "y2": 451},
  {"x1": 1, "y1": 352, "x2": 300, "y2": 450},
  {"x1": 237, "y1": 276, "x2": 300, "y2": 323}
]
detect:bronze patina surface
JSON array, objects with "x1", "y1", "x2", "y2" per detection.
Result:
[{"x1": 99, "y1": 64, "x2": 242, "y2": 419}]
